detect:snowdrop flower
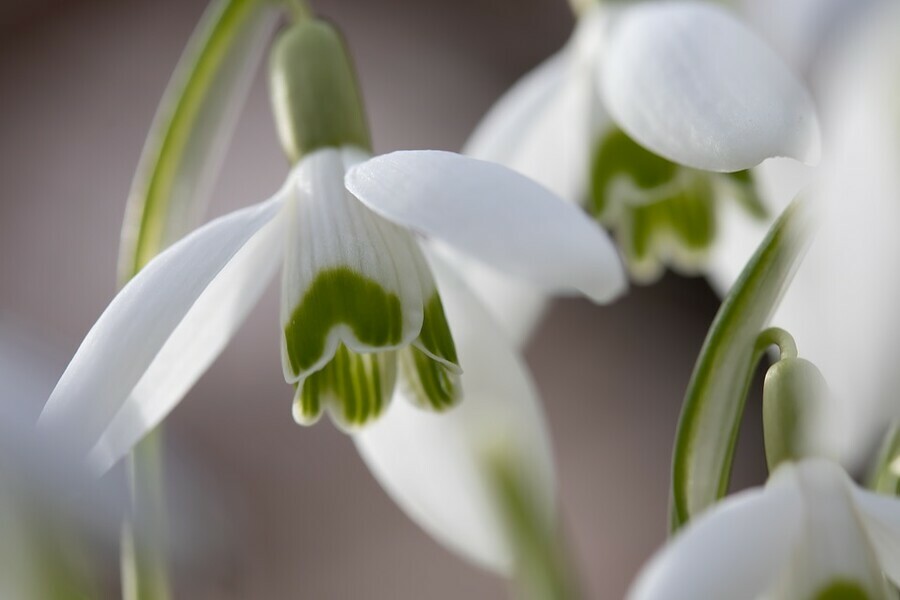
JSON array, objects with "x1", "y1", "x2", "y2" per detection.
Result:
[
  {"x1": 705, "y1": 0, "x2": 900, "y2": 467},
  {"x1": 629, "y1": 458, "x2": 900, "y2": 600},
  {"x1": 38, "y1": 19, "x2": 624, "y2": 474},
  {"x1": 355, "y1": 254, "x2": 555, "y2": 574},
  {"x1": 463, "y1": 0, "x2": 819, "y2": 339}
]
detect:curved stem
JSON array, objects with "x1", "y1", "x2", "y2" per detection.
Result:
[{"x1": 755, "y1": 327, "x2": 798, "y2": 362}]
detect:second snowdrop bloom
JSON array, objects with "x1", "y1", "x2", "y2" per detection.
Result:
[
  {"x1": 39, "y1": 19, "x2": 625, "y2": 474},
  {"x1": 465, "y1": 0, "x2": 819, "y2": 335},
  {"x1": 629, "y1": 459, "x2": 900, "y2": 600}
]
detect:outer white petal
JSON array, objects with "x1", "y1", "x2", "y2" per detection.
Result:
[
  {"x1": 88, "y1": 206, "x2": 285, "y2": 472},
  {"x1": 601, "y1": 1, "x2": 820, "y2": 172},
  {"x1": 763, "y1": 3, "x2": 900, "y2": 467},
  {"x1": 354, "y1": 252, "x2": 555, "y2": 573},
  {"x1": 771, "y1": 460, "x2": 887, "y2": 599},
  {"x1": 464, "y1": 6, "x2": 612, "y2": 206},
  {"x1": 705, "y1": 158, "x2": 815, "y2": 296},
  {"x1": 852, "y1": 488, "x2": 900, "y2": 587},
  {"x1": 39, "y1": 191, "x2": 286, "y2": 470},
  {"x1": 627, "y1": 474, "x2": 803, "y2": 600},
  {"x1": 346, "y1": 150, "x2": 626, "y2": 303},
  {"x1": 463, "y1": 51, "x2": 568, "y2": 167},
  {"x1": 433, "y1": 243, "x2": 549, "y2": 348}
]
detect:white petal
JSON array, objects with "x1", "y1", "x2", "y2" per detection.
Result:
[
  {"x1": 627, "y1": 473, "x2": 803, "y2": 600},
  {"x1": 771, "y1": 460, "x2": 887, "y2": 599},
  {"x1": 464, "y1": 5, "x2": 613, "y2": 206},
  {"x1": 431, "y1": 243, "x2": 549, "y2": 348},
  {"x1": 39, "y1": 192, "x2": 286, "y2": 470},
  {"x1": 853, "y1": 488, "x2": 900, "y2": 587},
  {"x1": 346, "y1": 150, "x2": 626, "y2": 303},
  {"x1": 601, "y1": 1, "x2": 820, "y2": 172},
  {"x1": 280, "y1": 147, "x2": 432, "y2": 382},
  {"x1": 354, "y1": 252, "x2": 555, "y2": 573},
  {"x1": 88, "y1": 206, "x2": 285, "y2": 473},
  {"x1": 463, "y1": 51, "x2": 568, "y2": 167}
]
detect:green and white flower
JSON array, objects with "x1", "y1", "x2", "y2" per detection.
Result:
[
  {"x1": 463, "y1": 0, "x2": 819, "y2": 340},
  {"x1": 38, "y1": 20, "x2": 625, "y2": 475},
  {"x1": 629, "y1": 458, "x2": 900, "y2": 600}
]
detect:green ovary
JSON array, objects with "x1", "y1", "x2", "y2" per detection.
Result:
[
  {"x1": 295, "y1": 344, "x2": 396, "y2": 427},
  {"x1": 813, "y1": 580, "x2": 871, "y2": 600},
  {"x1": 284, "y1": 267, "x2": 403, "y2": 376}
]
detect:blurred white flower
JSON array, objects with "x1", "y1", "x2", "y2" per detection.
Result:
[
  {"x1": 39, "y1": 146, "x2": 624, "y2": 475},
  {"x1": 628, "y1": 458, "x2": 900, "y2": 600},
  {"x1": 355, "y1": 253, "x2": 555, "y2": 574},
  {"x1": 706, "y1": 0, "x2": 900, "y2": 467},
  {"x1": 464, "y1": 0, "x2": 819, "y2": 340}
]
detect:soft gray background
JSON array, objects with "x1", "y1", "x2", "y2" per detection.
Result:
[{"x1": 0, "y1": 0, "x2": 767, "y2": 597}]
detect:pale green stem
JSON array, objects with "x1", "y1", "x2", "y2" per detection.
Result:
[
  {"x1": 286, "y1": 0, "x2": 313, "y2": 22},
  {"x1": 488, "y1": 456, "x2": 579, "y2": 600},
  {"x1": 122, "y1": 432, "x2": 171, "y2": 600},
  {"x1": 868, "y1": 421, "x2": 900, "y2": 496},
  {"x1": 755, "y1": 327, "x2": 798, "y2": 362}
]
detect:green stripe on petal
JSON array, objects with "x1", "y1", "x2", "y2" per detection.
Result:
[
  {"x1": 284, "y1": 267, "x2": 404, "y2": 376},
  {"x1": 399, "y1": 347, "x2": 461, "y2": 411},
  {"x1": 814, "y1": 581, "x2": 871, "y2": 600},
  {"x1": 414, "y1": 292, "x2": 459, "y2": 370},
  {"x1": 671, "y1": 197, "x2": 814, "y2": 532},
  {"x1": 293, "y1": 345, "x2": 397, "y2": 428},
  {"x1": 590, "y1": 128, "x2": 718, "y2": 281}
]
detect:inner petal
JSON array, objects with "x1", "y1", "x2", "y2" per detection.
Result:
[
  {"x1": 280, "y1": 147, "x2": 430, "y2": 384},
  {"x1": 293, "y1": 344, "x2": 397, "y2": 428}
]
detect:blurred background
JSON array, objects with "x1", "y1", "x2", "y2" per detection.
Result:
[{"x1": 0, "y1": 0, "x2": 768, "y2": 597}]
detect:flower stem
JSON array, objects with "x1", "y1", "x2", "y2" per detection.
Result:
[
  {"x1": 488, "y1": 455, "x2": 579, "y2": 600},
  {"x1": 755, "y1": 327, "x2": 798, "y2": 362},
  {"x1": 121, "y1": 430, "x2": 171, "y2": 600}
]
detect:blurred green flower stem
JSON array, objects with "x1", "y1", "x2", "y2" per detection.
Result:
[
  {"x1": 868, "y1": 422, "x2": 900, "y2": 496},
  {"x1": 669, "y1": 197, "x2": 815, "y2": 532},
  {"x1": 487, "y1": 452, "x2": 579, "y2": 600},
  {"x1": 116, "y1": 0, "x2": 286, "y2": 597}
]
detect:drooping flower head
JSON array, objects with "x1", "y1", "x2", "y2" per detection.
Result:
[
  {"x1": 38, "y1": 16, "x2": 625, "y2": 473},
  {"x1": 467, "y1": 0, "x2": 820, "y2": 284}
]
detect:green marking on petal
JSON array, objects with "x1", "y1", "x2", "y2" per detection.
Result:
[
  {"x1": 416, "y1": 293, "x2": 459, "y2": 368},
  {"x1": 813, "y1": 580, "x2": 871, "y2": 600},
  {"x1": 590, "y1": 128, "x2": 768, "y2": 281},
  {"x1": 399, "y1": 347, "x2": 461, "y2": 412},
  {"x1": 590, "y1": 128, "x2": 679, "y2": 218},
  {"x1": 293, "y1": 345, "x2": 397, "y2": 428},
  {"x1": 284, "y1": 267, "x2": 403, "y2": 376},
  {"x1": 721, "y1": 169, "x2": 769, "y2": 220},
  {"x1": 617, "y1": 175, "x2": 715, "y2": 280}
]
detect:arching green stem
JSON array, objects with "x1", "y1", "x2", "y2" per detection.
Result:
[
  {"x1": 116, "y1": 1, "x2": 278, "y2": 597},
  {"x1": 670, "y1": 197, "x2": 815, "y2": 533}
]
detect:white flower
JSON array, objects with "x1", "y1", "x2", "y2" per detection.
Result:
[
  {"x1": 628, "y1": 458, "x2": 900, "y2": 600},
  {"x1": 706, "y1": 1, "x2": 900, "y2": 467},
  {"x1": 355, "y1": 252, "x2": 555, "y2": 574},
  {"x1": 463, "y1": 0, "x2": 819, "y2": 339},
  {"x1": 38, "y1": 146, "x2": 624, "y2": 474}
]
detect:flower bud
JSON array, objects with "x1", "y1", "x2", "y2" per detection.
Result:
[{"x1": 763, "y1": 357, "x2": 828, "y2": 471}]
